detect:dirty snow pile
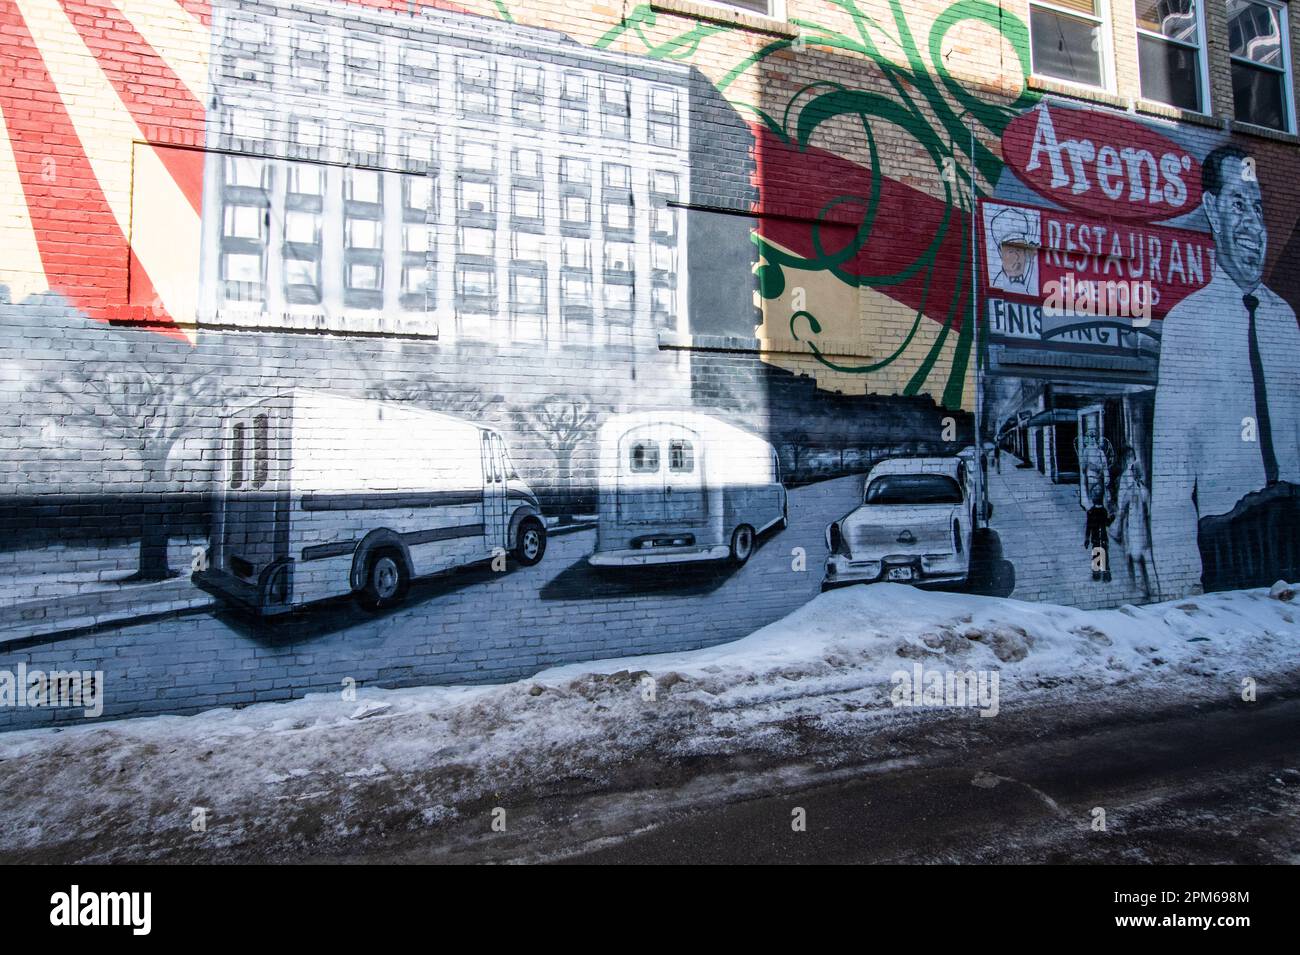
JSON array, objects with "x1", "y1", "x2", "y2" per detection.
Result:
[{"x1": 1, "y1": 583, "x2": 1297, "y2": 861}]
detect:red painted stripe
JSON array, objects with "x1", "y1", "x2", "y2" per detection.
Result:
[
  {"x1": 751, "y1": 124, "x2": 970, "y2": 331},
  {"x1": 173, "y1": 0, "x2": 210, "y2": 26},
  {"x1": 0, "y1": 4, "x2": 178, "y2": 333},
  {"x1": 56, "y1": 0, "x2": 205, "y2": 213}
]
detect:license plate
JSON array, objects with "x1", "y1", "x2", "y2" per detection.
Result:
[{"x1": 887, "y1": 567, "x2": 915, "y2": 581}]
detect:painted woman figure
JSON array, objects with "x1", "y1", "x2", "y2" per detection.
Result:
[{"x1": 1114, "y1": 451, "x2": 1155, "y2": 598}]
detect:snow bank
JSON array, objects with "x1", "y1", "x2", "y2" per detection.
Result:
[{"x1": 1, "y1": 584, "x2": 1295, "y2": 861}]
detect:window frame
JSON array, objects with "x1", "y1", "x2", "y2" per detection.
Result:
[
  {"x1": 690, "y1": 0, "x2": 786, "y2": 20},
  {"x1": 1028, "y1": 0, "x2": 1116, "y2": 93},
  {"x1": 1227, "y1": 0, "x2": 1296, "y2": 133},
  {"x1": 1134, "y1": 0, "x2": 1213, "y2": 113}
]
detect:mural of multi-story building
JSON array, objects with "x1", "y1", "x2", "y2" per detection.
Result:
[{"x1": 201, "y1": 0, "x2": 692, "y2": 347}]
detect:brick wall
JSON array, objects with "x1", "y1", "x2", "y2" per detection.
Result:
[{"x1": 1, "y1": 0, "x2": 1299, "y2": 727}]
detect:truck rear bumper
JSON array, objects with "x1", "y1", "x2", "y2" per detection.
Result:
[
  {"x1": 589, "y1": 544, "x2": 731, "y2": 567},
  {"x1": 193, "y1": 564, "x2": 294, "y2": 616},
  {"x1": 824, "y1": 554, "x2": 968, "y2": 587}
]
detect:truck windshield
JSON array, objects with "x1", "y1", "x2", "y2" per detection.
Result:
[{"x1": 865, "y1": 474, "x2": 962, "y2": 505}]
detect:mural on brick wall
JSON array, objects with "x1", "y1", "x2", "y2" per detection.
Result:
[
  {"x1": 1, "y1": 0, "x2": 1299, "y2": 724},
  {"x1": 980, "y1": 102, "x2": 1300, "y2": 602}
]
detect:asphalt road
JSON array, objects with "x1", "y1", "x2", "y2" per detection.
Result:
[
  {"x1": 328, "y1": 683, "x2": 1300, "y2": 865},
  {"x1": 554, "y1": 693, "x2": 1300, "y2": 864}
]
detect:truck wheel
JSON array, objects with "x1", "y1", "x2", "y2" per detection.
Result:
[
  {"x1": 357, "y1": 548, "x2": 409, "y2": 611},
  {"x1": 729, "y1": 524, "x2": 756, "y2": 565},
  {"x1": 513, "y1": 518, "x2": 547, "y2": 566}
]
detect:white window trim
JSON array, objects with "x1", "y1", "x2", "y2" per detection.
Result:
[
  {"x1": 1135, "y1": 1, "x2": 1213, "y2": 114},
  {"x1": 1028, "y1": 0, "x2": 1117, "y2": 94},
  {"x1": 1228, "y1": 0, "x2": 1296, "y2": 133},
  {"x1": 693, "y1": 0, "x2": 786, "y2": 22}
]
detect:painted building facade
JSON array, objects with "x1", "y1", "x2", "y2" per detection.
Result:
[{"x1": 2, "y1": 0, "x2": 1299, "y2": 725}]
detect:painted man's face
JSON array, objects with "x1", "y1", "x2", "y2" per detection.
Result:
[
  {"x1": 999, "y1": 241, "x2": 1032, "y2": 281},
  {"x1": 1206, "y1": 157, "x2": 1267, "y2": 292}
]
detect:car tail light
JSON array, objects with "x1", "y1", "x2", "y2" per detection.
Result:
[
  {"x1": 953, "y1": 519, "x2": 962, "y2": 554},
  {"x1": 827, "y1": 522, "x2": 844, "y2": 554}
]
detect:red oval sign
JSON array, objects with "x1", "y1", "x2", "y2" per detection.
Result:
[{"x1": 1002, "y1": 105, "x2": 1201, "y2": 223}]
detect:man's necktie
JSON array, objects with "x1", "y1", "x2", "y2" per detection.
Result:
[{"x1": 1245, "y1": 293, "x2": 1280, "y2": 484}]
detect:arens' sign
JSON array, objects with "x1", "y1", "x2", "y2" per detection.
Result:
[{"x1": 1003, "y1": 104, "x2": 1201, "y2": 222}]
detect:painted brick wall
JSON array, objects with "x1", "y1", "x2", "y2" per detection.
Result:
[{"x1": 2, "y1": 0, "x2": 1300, "y2": 727}]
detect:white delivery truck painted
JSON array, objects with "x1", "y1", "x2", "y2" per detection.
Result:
[
  {"x1": 589, "y1": 411, "x2": 787, "y2": 567},
  {"x1": 195, "y1": 390, "x2": 546, "y2": 615}
]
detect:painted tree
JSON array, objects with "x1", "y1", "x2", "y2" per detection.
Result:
[
  {"x1": 515, "y1": 396, "x2": 597, "y2": 511},
  {"x1": 46, "y1": 334, "x2": 225, "y2": 581},
  {"x1": 365, "y1": 377, "x2": 502, "y2": 420}
]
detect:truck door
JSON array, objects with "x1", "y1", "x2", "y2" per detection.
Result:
[
  {"x1": 617, "y1": 424, "x2": 664, "y2": 525},
  {"x1": 663, "y1": 428, "x2": 705, "y2": 525},
  {"x1": 481, "y1": 431, "x2": 507, "y2": 550},
  {"x1": 220, "y1": 406, "x2": 284, "y2": 581}
]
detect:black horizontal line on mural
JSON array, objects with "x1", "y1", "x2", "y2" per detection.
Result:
[
  {"x1": 180, "y1": 316, "x2": 441, "y2": 342},
  {"x1": 301, "y1": 491, "x2": 482, "y2": 511},
  {"x1": 669, "y1": 200, "x2": 865, "y2": 229},
  {"x1": 658, "y1": 331, "x2": 876, "y2": 360},
  {"x1": 145, "y1": 138, "x2": 430, "y2": 179},
  {"x1": 300, "y1": 523, "x2": 486, "y2": 562}
]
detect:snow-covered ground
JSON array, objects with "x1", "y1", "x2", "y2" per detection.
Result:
[{"x1": 1, "y1": 583, "x2": 1297, "y2": 862}]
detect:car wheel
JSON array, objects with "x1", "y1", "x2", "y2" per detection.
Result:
[
  {"x1": 357, "y1": 548, "x2": 410, "y2": 611},
  {"x1": 729, "y1": 524, "x2": 756, "y2": 565},
  {"x1": 513, "y1": 518, "x2": 547, "y2": 566}
]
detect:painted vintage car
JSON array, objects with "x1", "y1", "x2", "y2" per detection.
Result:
[{"x1": 823, "y1": 456, "x2": 975, "y2": 590}]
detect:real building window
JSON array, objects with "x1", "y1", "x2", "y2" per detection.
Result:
[
  {"x1": 1228, "y1": 0, "x2": 1293, "y2": 131},
  {"x1": 696, "y1": 0, "x2": 779, "y2": 16},
  {"x1": 1135, "y1": 0, "x2": 1207, "y2": 111},
  {"x1": 1029, "y1": 0, "x2": 1108, "y2": 88}
]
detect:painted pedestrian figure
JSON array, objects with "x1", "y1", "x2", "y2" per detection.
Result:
[{"x1": 1085, "y1": 485, "x2": 1112, "y2": 583}]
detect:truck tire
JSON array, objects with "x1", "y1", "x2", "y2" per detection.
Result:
[
  {"x1": 513, "y1": 518, "x2": 547, "y2": 566},
  {"x1": 357, "y1": 548, "x2": 410, "y2": 611},
  {"x1": 729, "y1": 524, "x2": 756, "y2": 565}
]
